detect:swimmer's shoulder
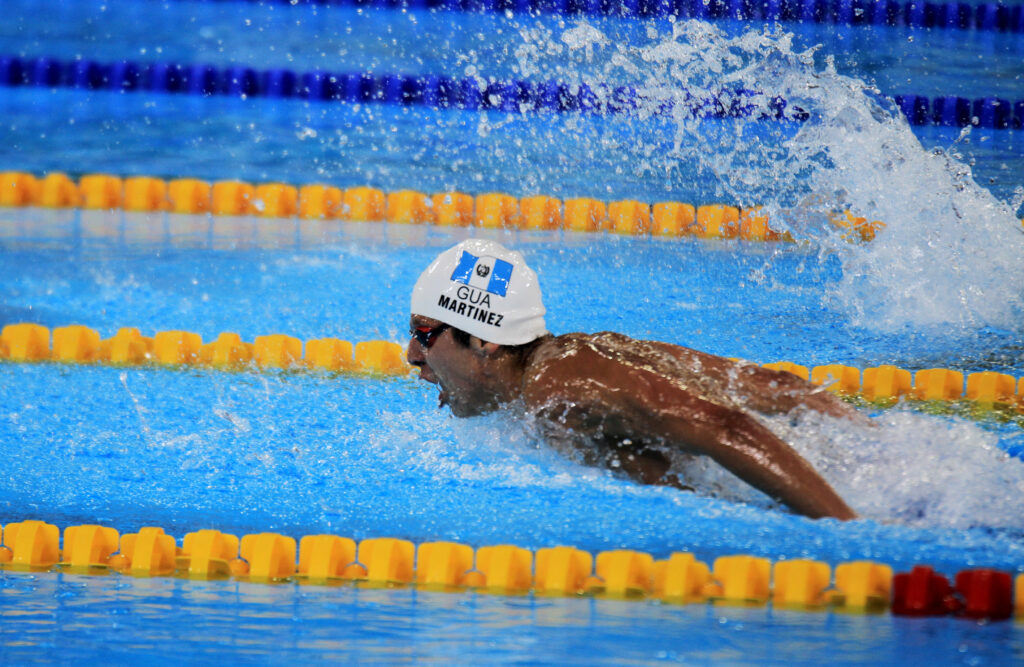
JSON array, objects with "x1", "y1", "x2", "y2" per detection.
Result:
[
  {"x1": 520, "y1": 332, "x2": 642, "y2": 403},
  {"x1": 526, "y1": 331, "x2": 635, "y2": 367}
]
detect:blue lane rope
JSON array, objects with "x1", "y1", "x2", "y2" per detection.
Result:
[
  {"x1": 157, "y1": 0, "x2": 1024, "y2": 35},
  {"x1": 0, "y1": 54, "x2": 1021, "y2": 129},
  {"x1": 0, "y1": 54, "x2": 805, "y2": 122}
]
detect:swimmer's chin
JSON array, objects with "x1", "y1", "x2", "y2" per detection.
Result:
[
  {"x1": 439, "y1": 392, "x2": 504, "y2": 418},
  {"x1": 437, "y1": 389, "x2": 471, "y2": 417},
  {"x1": 446, "y1": 402, "x2": 485, "y2": 418}
]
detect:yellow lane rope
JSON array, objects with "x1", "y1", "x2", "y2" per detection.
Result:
[
  {"x1": 2, "y1": 323, "x2": 1023, "y2": 407},
  {"x1": 2, "y1": 519, "x2": 1020, "y2": 618},
  {"x1": 0, "y1": 170, "x2": 848, "y2": 241}
]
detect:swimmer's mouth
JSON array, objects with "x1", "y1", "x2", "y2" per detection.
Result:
[{"x1": 413, "y1": 366, "x2": 447, "y2": 408}]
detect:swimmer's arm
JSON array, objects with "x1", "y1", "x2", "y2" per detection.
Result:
[
  {"x1": 728, "y1": 364, "x2": 871, "y2": 423},
  {"x1": 528, "y1": 380, "x2": 855, "y2": 520},
  {"x1": 648, "y1": 342, "x2": 870, "y2": 424},
  {"x1": 522, "y1": 353, "x2": 856, "y2": 520}
]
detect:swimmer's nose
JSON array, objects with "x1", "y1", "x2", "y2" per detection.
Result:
[
  {"x1": 406, "y1": 337, "x2": 423, "y2": 365},
  {"x1": 407, "y1": 336, "x2": 429, "y2": 373},
  {"x1": 406, "y1": 340, "x2": 437, "y2": 384}
]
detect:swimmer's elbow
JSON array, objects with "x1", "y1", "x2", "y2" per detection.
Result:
[{"x1": 823, "y1": 505, "x2": 858, "y2": 521}]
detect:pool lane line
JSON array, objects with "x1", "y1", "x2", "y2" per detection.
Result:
[
  {"x1": 3, "y1": 170, "x2": 895, "y2": 242},
  {"x1": 2, "y1": 54, "x2": 1024, "y2": 130},
  {"x1": 0, "y1": 54, "x2": 805, "y2": 122},
  {"x1": 154, "y1": 0, "x2": 1024, "y2": 36},
  {"x1": 0, "y1": 520, "x2": 1020, "y2": 619},
  {"x1": 3, "y1": 323, "x2": 1023, "y2": 410},
  {"x1": 0, "y1": 324, "x2": 411, "y2": 376}
]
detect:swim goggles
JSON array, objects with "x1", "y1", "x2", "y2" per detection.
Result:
[{"x1": 412, "y1": 324, "x2": 450, "y2": 349}]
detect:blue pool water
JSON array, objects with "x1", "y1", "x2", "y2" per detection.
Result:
[
  {"x1": 7, "y1": 571, "x2": 1024, "y2": 665},
  {"x1": 2, "y1": 0, "x2": 1024, "y2": 663},
  {"x1": 6, "y1": 572, "x2": 1024, "y2": 664},
  {"x1": 0, "y1": 1, "x2": 1022, "y2": 202},
  {"x1": 3, "y1": 215, "x2": 1024, "y2": 662}
]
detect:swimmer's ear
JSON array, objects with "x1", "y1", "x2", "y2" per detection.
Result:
[{"x1": 468, "y1": 337, "x2": 501, "y2": 357}]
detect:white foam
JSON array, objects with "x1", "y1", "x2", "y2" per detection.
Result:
[
  {"x1": 704, "y1": 409, "x2": 1024, "y2": 529},
  {"x1": 786, "y1": 411, "x2": 1024, "y2": 529},
  {"x1": 541, "y1": 405, "x2": 1024, "y2": 530},
  {"x1": 371, "y1": 395, "x2": 1024, "y2": 530}
]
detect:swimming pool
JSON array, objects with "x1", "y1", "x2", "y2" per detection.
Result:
[{"x1": 2, "y1": 0, "x2": 1024, "y2": 663}]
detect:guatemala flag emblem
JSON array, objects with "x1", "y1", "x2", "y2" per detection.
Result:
[{"x1": 450, "y1": 251, "x2": 514, "y2": 297}]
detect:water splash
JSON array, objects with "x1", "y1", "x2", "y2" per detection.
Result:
[
  {"x1": 403, "y1": 398, "x2": 1024, "y2": 533},
  {"x1": 512, "y1": 19, "x2": 1024, "y2": 335},
  {"x1": 499, "y1": 20, "x2": 1024, "y2": 530},
  {"x1": 791, "y1": 410, "x2": 1024, "y2": 530}
]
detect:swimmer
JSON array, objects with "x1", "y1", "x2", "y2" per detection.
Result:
[{"x1": 407, "y1": 239, "x2": 859, "y2": 521}]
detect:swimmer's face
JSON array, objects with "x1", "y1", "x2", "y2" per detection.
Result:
[{"x1": 407, "y1": 314, "x2": 499, "y2": 417}]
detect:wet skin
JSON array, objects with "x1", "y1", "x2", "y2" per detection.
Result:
[{"x1": 407, "y1": 315, "x2": 858, "y2": 521}]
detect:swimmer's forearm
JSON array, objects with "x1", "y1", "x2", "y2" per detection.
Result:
[
  {"x1": 717, "y1": 434, "x2": 856, "y2": 520},
  {"x1": 661, "y1": 410, "x2": 856, "y2": 520},
  {"x1": 721, "y1": 440, "x2": 854, "y2": 519}
]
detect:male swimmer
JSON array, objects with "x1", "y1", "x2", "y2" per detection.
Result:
[{"x1": 407, "y1": 239, "x2": 858, "y2": 521}]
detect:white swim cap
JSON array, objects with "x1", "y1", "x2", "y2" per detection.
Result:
[{"x1": 411, "y1": 239, "x2": 548, "y2": 346}]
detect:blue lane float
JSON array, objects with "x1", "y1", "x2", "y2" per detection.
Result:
[
  {"x1": 155, "y1": 0, "x2": 1024, "y2": 34},
  {"x1": 892, "y1": 94, "x2": 1019, "y2": 129},
  {"x1": 0, "y1": 54, "x2": 1021, "y2": 129}
]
